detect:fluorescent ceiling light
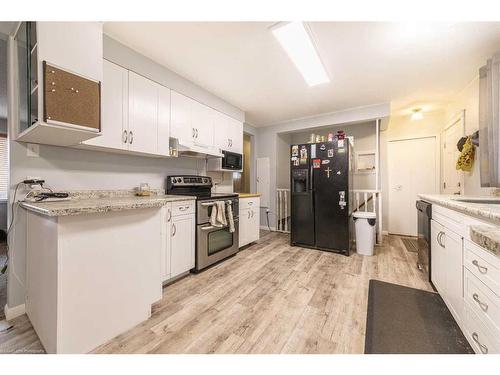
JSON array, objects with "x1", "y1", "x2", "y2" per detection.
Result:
[{"x1": 271, "y1": 22, "x2": 329, "y2": 86}]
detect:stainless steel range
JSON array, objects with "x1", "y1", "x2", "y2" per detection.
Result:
[{"x1": 166, "y1": 175, "x2": 239, "y2": 272}]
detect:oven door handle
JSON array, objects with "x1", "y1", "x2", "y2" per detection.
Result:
[{"x1": 201, "y1": 225, "x2": 218, "y2": 231}]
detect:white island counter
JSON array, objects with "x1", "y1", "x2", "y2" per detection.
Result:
[{"x1": 21, "y1": 190, "x2": 194, "y2": 353}]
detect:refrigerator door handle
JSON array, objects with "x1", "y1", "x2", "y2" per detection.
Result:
[{"x1": 310, "y1": 164, "x2": 314, "y2": 191}]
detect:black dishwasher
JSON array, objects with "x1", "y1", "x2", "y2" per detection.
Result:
[{"x1": 416, "y1": 200, "x2": 432, "y2": 282}]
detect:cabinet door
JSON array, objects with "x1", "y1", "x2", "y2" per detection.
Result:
[
  {"x1": 431, "y1": 219, "x2": 445, "y2": 294},
  {"x1": 170, "y1": 90, "x2": 192, "y2": 143},
  {"x1": 157, "y1": 85, "x2": 171, "y2": 156},
  {"x1": 213, "y1": 111, "x2": 230, "y2": 152},
  {"x1": 170, "y1": 214, "x2": 195, "y2": 278},
  {"x1": 128, "y1": 71, "x2": 158, "y2": 154},
  {"x1": 443, "y1": 228, "x2": 464, "y2": 323},
  {"x1": 249, "y1": 208, "x2": 260, "y2": 243},
  {"x1": 239, "y1": 208, "x2": 250, "y2": 247},
  {"x1": 84, "y1": 60, "x2": 128, "y2": 149},
  {"x1": 161, "y1": 204, "x2": 172, "y2": 281},
  {"x1": 228, "y1": 117, "x2": 243, "y2": 154},
  {"x1": 191, "y1": 101, "x2": 214, "y2": 148}
]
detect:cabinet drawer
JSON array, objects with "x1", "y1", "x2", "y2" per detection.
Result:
[
  {"x1": 239, "y1": 197, "x2": 259, "y2": 209},
  {"x1": 464, "y1": 269, "x2": 500, "y2": 334},
  {"x1": 171, "y1": 200, "x2": 195, "y2": 217},
  {"x1": 465, "y1": 304, "x2": 500, "y2": 354},
  {"x1": 464, "y1": 240, "x2": 500, "y2": 295}
]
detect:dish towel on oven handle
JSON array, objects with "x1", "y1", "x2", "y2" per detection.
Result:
[
  {"x1": 210, "y1": 201, "x2": 227, "y2": 228},
  {"x1": 226, "y1": 201, "x2": 235, "y2": 233}
]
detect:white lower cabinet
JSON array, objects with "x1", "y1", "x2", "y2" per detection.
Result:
[
  {"x1": 239, "y1": 197, "x2": 260, "y2": 248},
  {"x1": 430, "y1": 204, "x2": 500, "y2": 353},
  {"x1": 161, "y1": 202, "x2": 195, "y2": 282}
]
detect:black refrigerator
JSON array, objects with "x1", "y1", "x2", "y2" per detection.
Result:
[{"x1": 290, "y1": 139, "x2": 353, "y2": 255}]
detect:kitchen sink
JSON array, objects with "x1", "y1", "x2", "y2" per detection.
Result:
[{"x1": 452, "y1": 197, "x2": 500, "y2": 204}]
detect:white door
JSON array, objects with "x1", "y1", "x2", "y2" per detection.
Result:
[
  {"x1": 388, "y1": 136, "x2": 438, "y2": 236},
  {"x1": 84, "y1": 60, "x2": 128, "y2": 149},
  {"x1": 239, "y1": 208, "x2": 250, "y2": 247},
  {"x1": 170, "y1": 215, "x2": 195, "y2": 278},
  {"x1": 250, "y1": 207, "x2": 260, "y2": 242},
  {"x1": 128, "y1": 72, "x2": 158, "y2": 154},
  {"x1": 161, "y1": 204, "x2": 172, "y2": 281},
  {"x1": 256, "y1": 157, "x2": 270, "y2": 208},
  {"x1": 442, "y1": 112, "x2": 465, "y2": 194},
  {"x1": 442, "y1": 228, "x2": 464, "y2": 323},
  {"x1": 431, "y1": 219, "x2": 445, "y2": 293},
  {"x1": 157, "y1": 85, "x2": 171, "y2": 156}
]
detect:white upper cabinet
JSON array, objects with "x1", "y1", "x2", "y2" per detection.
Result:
[
  {"x1": 84, "y1": 60, "x2": 128, "y2": 150},
  {"x1": 157, "y1": 86, "x2": 171, "y2": 156},
  {"x1": 191, "y1": 100, "x2": 214, "y2": 148},
  {"x1": 213, "y1": 111, "x2": 243, "y2": 154},
  {"x1": 170, "y1": 90, "x2": 192, "y2": 143},
  {"x1": 128, "y1": 71, "x2": 160, "y2": 155}
]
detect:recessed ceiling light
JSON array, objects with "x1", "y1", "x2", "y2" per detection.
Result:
[
  {"x1": 271, "y1": 22, "x2": 329, "y2": 87},
  {"x1": 411, "y1": 108, "x2": 423, "y2": 121}
]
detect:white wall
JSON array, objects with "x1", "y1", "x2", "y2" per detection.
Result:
[{"x1": 6, "y1": 35, "x2": 245, "y2": 311}]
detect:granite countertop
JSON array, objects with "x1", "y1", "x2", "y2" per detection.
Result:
[
  {"x1": 418, "y1": 194, "x2": 500, "y2": 257},
  {"x1": 238, "y1": 193, "x2": 262, "y2": 198},
  {"x1": 470, "y1": 225, "x2": 500, "y2": 257},
  {"x1": 418, "y1": 194, "x2": 500, "y2": 225},
  {"x1": 20, "y1": 189, "x2": 195, "y2": 217}
]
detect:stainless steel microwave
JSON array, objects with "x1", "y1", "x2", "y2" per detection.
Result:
[{"x1": 207, "y1": 151, "x2": 243, "y2": 172}]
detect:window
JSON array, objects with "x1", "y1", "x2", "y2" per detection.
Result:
[{"x1": 0, "y1": 134, "x2": 7, "y2": 200}]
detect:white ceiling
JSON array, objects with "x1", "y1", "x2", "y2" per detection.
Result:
[{"x1": 104, "y1": 22, "x2": 500, "y2": 127}]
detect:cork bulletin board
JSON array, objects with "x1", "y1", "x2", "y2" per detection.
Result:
[{"x1": 43, "y1": 61, "x2": 101, "y2": 130}]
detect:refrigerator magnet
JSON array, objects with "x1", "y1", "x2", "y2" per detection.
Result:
[
  {"x1": 291, "y1": 145, "x2": 299, "y2": 156},
  {"x1": 338, "y1": 139, "x2": 345, "y2": 148},
  {"x1": 320, "y1": 144, "x2": 326, "y2": 151},
  {"x1": 312, "y1": 159, "x2": 321, "y2": 169},
  {"x1": 327, "y1": 149, "x2": 334, "y2": 157},
  {"x1": 321, "y1": 159, "x2": 330, "y2": 164}
]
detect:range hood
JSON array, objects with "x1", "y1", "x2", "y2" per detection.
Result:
[{"x1": 177, "y1": 140, "x2": 223, "y2": 158}]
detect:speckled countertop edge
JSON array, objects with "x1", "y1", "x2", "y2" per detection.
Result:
[
  {"x1": 469, "y1": 225, "x2": 500, "y2": 257},
  {"x1": 20, "y1": 190, "x2": 196, "y2": 217}
]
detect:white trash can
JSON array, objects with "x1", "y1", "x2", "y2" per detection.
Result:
[{"x1": 353, "y1": 211, "x2": 376, "y2": 256}]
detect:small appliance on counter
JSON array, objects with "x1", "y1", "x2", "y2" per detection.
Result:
[{"x1": 166, "y1": 175, "x2": 239, "y2": 272}]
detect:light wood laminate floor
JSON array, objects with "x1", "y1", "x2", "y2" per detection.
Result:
[{"x1": 0, "y1": 233, "x2": 432, "y2": 354}]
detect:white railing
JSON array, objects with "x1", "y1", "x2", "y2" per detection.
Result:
[
  {"x1": 353, "y1": 189, "x2": 383, "y2": 245},
  {"x1": 276, "y1": 188, "x2": 290, "y2": 233}
]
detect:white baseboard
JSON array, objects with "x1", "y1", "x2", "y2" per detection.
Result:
[
  {"x1": 382, "y1": 230, "x2": 389, "y2": 236},
  {"x1": 4, "y1": 303, "x2": 26, "y2": 321}
]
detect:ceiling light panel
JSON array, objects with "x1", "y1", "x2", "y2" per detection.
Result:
[{"x1": 272, "y1": 22, "x2": 329, "y2": 86}]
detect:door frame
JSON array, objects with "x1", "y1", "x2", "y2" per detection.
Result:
[
  {"x1": 441, "y1": 110, "x2": 465, "y2": 195},
  {"x1": 388, "y1": 135, "x2": 440, "y2": 235}
]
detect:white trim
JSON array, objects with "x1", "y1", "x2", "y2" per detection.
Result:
[
  {"x1": 4, "y1": 303, "x2": 26, "y2": 321},
  {"x1": 382, "y1": 230, "x2": 389, "y2": 236}
]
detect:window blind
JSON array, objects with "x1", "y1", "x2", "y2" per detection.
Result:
[{"x1": 0, "y1": 134, "x2": 8, "y2": 200}]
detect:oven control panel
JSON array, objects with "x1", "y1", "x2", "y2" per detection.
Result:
[{"x1": 168, "y1": 175, "x2": 212, "y2": 186}]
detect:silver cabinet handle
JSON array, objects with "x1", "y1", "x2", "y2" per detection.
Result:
[
  {"x1": 172, "y1": 223, "x2": 176, "y2": 237},
  {"x1": 472, "y1": 293, "x2": 489, "y2": 312},
  {"x1": 179, "y1": 206, "x2": 189, "y2": 211},
  {"x1": 196, "y1": 129, "x2": 199, "y2": 138},
  {"x1": 437, "y1": 231, "x2": 445, "y2": 248},
  {"x1": 472, "y1": 332, "x2": 488, "y2": 354},
  {"x1": 123, "y1": 130, "x2": 128, "y2": 144},
  {"x1": 251, "y1": 210, "x2": 254, "y2": 218},
  {"x1": 248, "y1": 211, "x2": 251, "y2": 219},
  {"x1": 248, "y1": 202, "x2": 253, "y2": 205},
  {"x1": 472, "y1": 260, "x2": 488, "y2": 274},
  {"x1": 167, "y1": 208, "x2": 171, "y2": 222},
  {"x1": 129, "y1": 131, "x2": 133, "y2": 144}
]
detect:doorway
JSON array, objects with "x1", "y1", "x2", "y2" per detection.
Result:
[{"x1": 388, "y1": 136, "x2": 439, "y2": 236}]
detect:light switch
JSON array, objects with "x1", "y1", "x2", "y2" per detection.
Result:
[{"x1": 27, "y1": 143, "x2": 40, "y2": 157}]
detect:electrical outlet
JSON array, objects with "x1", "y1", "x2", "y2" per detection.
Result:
[{"x1": 26, "y1": 143, "x2": 40, "y2": 157}]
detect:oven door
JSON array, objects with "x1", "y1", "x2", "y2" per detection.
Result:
[
  {"x1": 196, "y1": 219, "x2": 239, "y2": 271},
  {"x1": 221, "y1": 151, "x2": 243, "y2": 171}
]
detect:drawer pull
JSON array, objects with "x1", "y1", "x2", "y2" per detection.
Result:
[
  {"x1": 472, "y1": 260, "x2": 488, "y2": 274},
  {"x1": 172, "y1": 223, "x2": 176, "y2": 237},
  {"x1": 179, "y1": 206, "x2": 189, "y2": 211},
  {"x1": 472, "y1": 293, "x2": 489, "y2": 312},
  {"x1": 472, "y1": 332, "x2": 488, "y2": 354},
  {"x1": 167, "y1": 209, "x2": 171, "y2": 222}
]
